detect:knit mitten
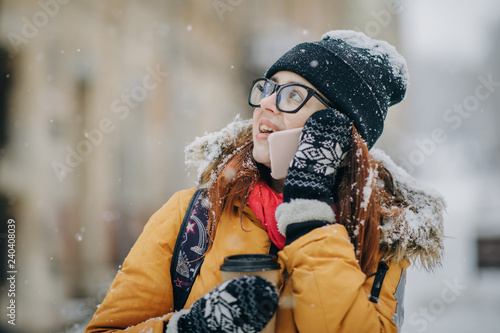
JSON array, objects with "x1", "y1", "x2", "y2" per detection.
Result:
[
  {"x1": 276, "y1": 109, "x2": 352, "y2": 243},
  {"x1": 166, "y1": 275, "x2": 279, "y2": 333},
  {"x1": 283, "y1": 108, "x2": 351, "y2": 203}
]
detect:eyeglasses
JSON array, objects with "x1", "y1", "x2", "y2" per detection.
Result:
[{"x1": 248, "y1": 78, "x2": 333, "y2": 113}]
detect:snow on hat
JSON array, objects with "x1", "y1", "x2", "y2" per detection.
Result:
[{"x1": 265, "y1": 30, "x2": 409, "y2": 148}]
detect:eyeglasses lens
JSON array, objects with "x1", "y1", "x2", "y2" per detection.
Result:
[
  {"x1": 250, "y1": 79, "x2": 266, "y2": 106},
  {"x1": 277, "y1": 85, "x2": 308, "y2": 112},
  {"x1": 250, "y1": 79, "x2": 309, "y2": 113}
]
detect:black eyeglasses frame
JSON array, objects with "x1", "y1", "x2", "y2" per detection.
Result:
[{"x1": 248, "y1": 78, "x2": 334, "y2": 113}]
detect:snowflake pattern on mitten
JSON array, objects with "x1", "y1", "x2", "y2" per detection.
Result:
[
  {"x1": 292, "y1": 133, "x2": 348, "y2": 176},
  {"x1": 284, "y1": 108, "x2": 352, "y2": 204},
  {"x1": 172, "y1": 275, "x2": 278, "y2": 333}
]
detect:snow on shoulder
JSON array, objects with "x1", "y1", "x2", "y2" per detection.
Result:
[{"x1": 371, "y1": 148, "x2": 446, "y2": 270}]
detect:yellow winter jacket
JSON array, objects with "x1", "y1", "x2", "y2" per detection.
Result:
[{"x1": 85, "y1": 187, "x2": 410, "y2": 333}]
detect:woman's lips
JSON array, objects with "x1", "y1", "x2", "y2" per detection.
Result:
[
  {"x1": 256, "y1": 119, "x2": 280, "y2": 140},
  {"x1": 256, "y1": 131, "x2": 271, "y2": 140}
]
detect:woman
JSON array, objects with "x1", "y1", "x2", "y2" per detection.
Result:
[{"x1": 85, "y1": 30, "x2": 445, "y2": 333}]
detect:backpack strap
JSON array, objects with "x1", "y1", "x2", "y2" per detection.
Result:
[
  {"x1": 369, "y1": 261, "x2": 389, "y2": 303},
  {"x1": 171, "y1": 188, "x2": 210, "y2": 311}
]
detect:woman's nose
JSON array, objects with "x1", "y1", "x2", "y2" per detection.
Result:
[{"x1": 259, "y1": 92, "x2": 280, "y2": 114}]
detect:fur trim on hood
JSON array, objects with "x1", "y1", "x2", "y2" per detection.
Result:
[
  {"x1": 184, "y1": 115, "x2": 252, "y2": 185},
  {"x1": 185, "y1": 116, "x2": 446, "y2": 270},
  {"x1": 371, "y1": 149, "x2": 446, "y2": 271}
]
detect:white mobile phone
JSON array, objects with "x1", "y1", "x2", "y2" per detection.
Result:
[{"x1": 268, "y1": 127, "x2": 303, "y2": 180}]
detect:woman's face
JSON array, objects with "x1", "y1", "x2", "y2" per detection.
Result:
[{"x1": 252, "y1": 71, "x2": 328, "y2": 168}]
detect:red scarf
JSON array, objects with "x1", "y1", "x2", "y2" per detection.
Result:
[{"x1": 247, "y1": 181, "x2": 286, "y2": 249}]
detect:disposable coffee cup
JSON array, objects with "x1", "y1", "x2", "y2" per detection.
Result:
[{"x1": 220, "y1": 254, "x2": 281, "y2": 333}]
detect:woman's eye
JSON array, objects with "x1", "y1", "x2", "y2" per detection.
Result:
[{"x1": 288, "y1": 90, "x2": 304, "y2": 103}]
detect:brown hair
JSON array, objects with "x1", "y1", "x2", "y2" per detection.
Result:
[
  {"x1": 199, "y1": 127, "x2": 258, "y2": 241},
  {"x1": 335, "y1": 127, "x2": 406, "y2": 274},
  {"x1": 200, "y1": 125, "x2": 406, "y2": 275}
]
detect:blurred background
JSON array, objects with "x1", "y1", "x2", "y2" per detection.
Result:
[{"x1": 0, "y1": 0, "x2": 499, "y2": 332}]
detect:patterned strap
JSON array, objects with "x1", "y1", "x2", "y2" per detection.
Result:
[{"x1": 171, "y1": 188, "x2": 210, "y2": 311}]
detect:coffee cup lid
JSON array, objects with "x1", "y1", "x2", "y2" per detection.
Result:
[{"x1": 220, "y1": 254, "x2": 280, "y2": 272}]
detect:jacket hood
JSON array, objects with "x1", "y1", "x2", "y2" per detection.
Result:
[
  {"x1": 185, "y1": 116, "x2": 446, "y2": 270},
  {"x1": 185, "y1": 115, "x2": 253, "y2": 186},
  {"x1": 371, "y1": 149, "x2": 446, "y2": 271}
]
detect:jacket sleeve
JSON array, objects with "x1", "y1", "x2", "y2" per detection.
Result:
[
  {"x1": 85, "y1": 189, "x2": 196, "y2": 333},
  {"x1": 277, "y1": 223, "x2": 408, "y2": 333}
]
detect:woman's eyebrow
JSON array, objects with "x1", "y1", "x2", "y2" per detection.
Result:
[
  {"x1": 269, "y1": 75, "x2": 280, "y2": 84},
  {"x1": 269, "y1": 75, "x2": 302, "y2": 86}
]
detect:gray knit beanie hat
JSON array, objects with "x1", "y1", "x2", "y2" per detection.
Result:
[{"x1": 265, "y1": 30, "x2": 409, "y2": 148}]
